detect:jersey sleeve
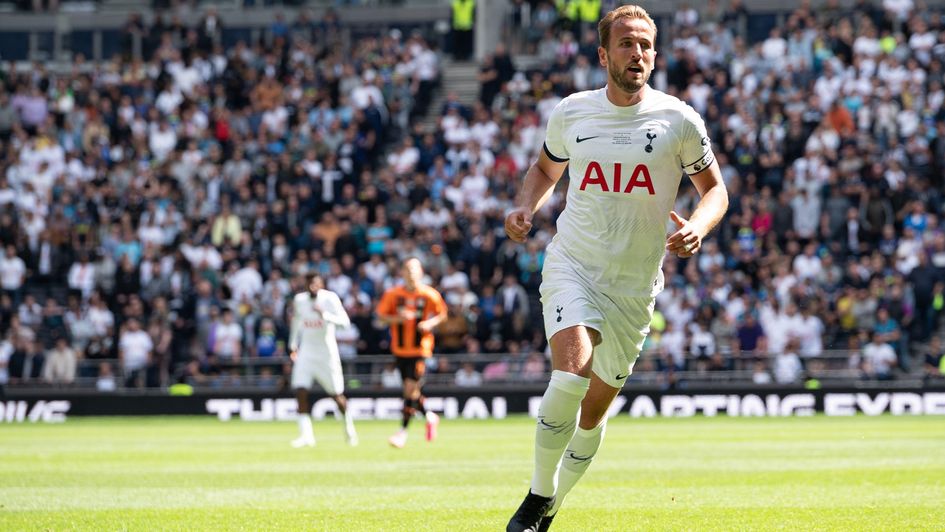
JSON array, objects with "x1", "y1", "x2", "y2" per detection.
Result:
[
  {"x1": 543, "y1": 98, "x2": 570, "y2": 163},
  {"x1": 678, "y1": 104, "x2": 716, "y2": 175},
  {"x1": 288, "y1": 295, "x2": 301, "y2": 351},
  {"x1": 427, "y1": 288, "x2": 447, "y2": 319},
  {"x1": 376, "y1": 289, "x2": 396, "y2": 318},
  {"x1": 322, "y1": 292, "x2": 351, "y2": 328}
]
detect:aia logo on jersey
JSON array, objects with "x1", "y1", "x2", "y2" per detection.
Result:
[
  {"x1": 303, "y1": 319, "x2": 324, "y2": 328},
  {"x1": 579, "y1": 162, "x2": 655, "y2": 195}
]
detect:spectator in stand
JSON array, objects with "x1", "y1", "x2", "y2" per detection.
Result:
[
  {"x1": 455, "y1": 362, "x2": 483, "y2": 387},
  {"x1": 119, "y1": 318, "x2": 152, "y2": 388},
  {"x1": 862, "y1": 330, "x2": 898, "y2": 380},
  {"x1": 43, "y1": 337, "x2": 78, "y2": 385},
  {"x1": 923, "y1": 336, "x2": 944, "y2": 383}
]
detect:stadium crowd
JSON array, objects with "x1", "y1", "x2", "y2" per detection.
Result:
[{"x1": 1, "y1": 0, "x2": 945, "y2": 390}]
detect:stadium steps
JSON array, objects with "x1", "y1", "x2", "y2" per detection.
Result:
[{"x1": 421, "y1": 58, "x2": 479, "y2": 131}]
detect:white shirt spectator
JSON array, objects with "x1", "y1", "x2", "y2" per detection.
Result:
[
  {"x1": 170, "y1": 63, "x2": 202, "y2": 98},
  {"x1": 335, "y1": 322, "x2": 360, "y2": 361},
  {"x1": 455, "y1": 366, "x2": 483, "y2": 387},
  {"x1": 213, "y1": 321, "x2": 243, "y2": 359},
  {"x1": 87, "y1": 305, "x2": 115, "y2": 337},
  {"x1": 96, "y1": 372, "x2": 117, "y2": 392},
  {"x1": 461, "y1": 172, "x2": 489, "y2": 208},
  {"x1": 149, "y1": 124, "x2": 177, "y2": 162},
  {"x1": 791, "y1": 193, "x2": 821, "y2": 239},
  {"x1": 181, "y1": 244, "x2": 223, "y2": 270},
  {"x1": 351, "y1": 81, "x2": 385, "y2": 111},
  {"x1": 227, "y1": 266, "x2": 264, "y2": 304},
  {"x1": 327, "y1": 273, "x2": 353, "y2": 298},
  {"x1": 470, "y1": 120, "x2": 500, "y2": 149},
  {"x1": 660, "y1": 328, "x2": 686, "y2": 368},
  {"x1": 773, "y1": 351, "x2": 803, "y2": 383},
  {"x1": 761, "y1": 33, "x2": 788, "y2": 69},
  {"x1": 410, "y1": 205, "x2": 451, "y2": 230},
  {"x1": 387, "y1": 145, "x2": 420, "y2": 175},
  {"x1": 0, "y1": 253, "x2": 26, "y2": 291},
  {"x1": 301, "y1": 158, "x2": 323, "y2": 180},
  {"x1": 686, "y1": 80, "x2": 712, "y2": 115},
  {"x1": 883, "y1": 0, "x2": 913, "y2": 21},
  {"x1": 863, "y1": 340, "x2": 897, "y2": 377},
  {"x1": 0, "y1": 339, "x2": 12, "y2": 384},
  {"x1": 155, "y1": 89, "x2": 183, "y2": 116},
  {"x1": 752, "y1": 367, "x2": 773, "y2": 385},
  {"x1": 381, "y1": 365, "x2": 402, "y2": 388},
  {"x1": 793, "y1": 253, "x2": 822, "y2": 281},
  {"x1": 67, "y1": 261, "x2": 96, "y2": 299},
  {"x1": 441, "y1": 269, "x2": 470, "y2": 294},
  {"x1": 43, "y1": 344, "x2": 78, "y2": 384},
  {"x1": 798, "y1": 314, "x2": 825, "y2": 358},
  {"x1": 853, "y1": 35, "x2": 881, "y2": 57},
  {"x1": 909, "y1": 31, "x2": 936, "y2": 64},
  {"x1": 689, "y1": 324, "x2": 716, "y2": 357},
  {"x1": 261, "y1": 106, "x2": 289, "y2": 137},
  {"x1": 443, "y1": 180, "x2": 466, "y2": 211},
  {"x1": 119, "y1": 329, "x2": 152, "y2": 372},
  {"x1": 363, "y1": 259, "x2": 389, "y2": 286}
]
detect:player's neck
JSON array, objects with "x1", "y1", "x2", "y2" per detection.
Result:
[{"x1": 606, "y1": 83, "x2": 646, "y2": 107}]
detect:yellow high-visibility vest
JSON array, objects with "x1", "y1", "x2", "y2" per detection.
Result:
[
  {"x1": 452, "y1": 0, "x2": 475, "y2": 30},
  {"x1": 555, "y1": 0, "x2": 578, "y2": 20},
  {"x1": 578, "y1": 0, "x2": 601, "y2": 23}
]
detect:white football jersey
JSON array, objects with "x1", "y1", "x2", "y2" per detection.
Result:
[
  {"x1": 542, "y1": 86, "x2": 715, "y2": 297},
  {"x1": 289, "y1": 289, "x2": 351, "y2": 361}
]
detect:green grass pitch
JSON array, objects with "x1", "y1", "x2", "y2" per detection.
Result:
[{"x1": 1, "y1": 415, "x2": 943, "y2": 530}]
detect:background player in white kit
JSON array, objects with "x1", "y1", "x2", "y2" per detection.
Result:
[
  {"x1": 289, "y1": 273, "x2": 358, "y2": 447},
  {"x1": 504, "y1": 6, "x2": 729, "y2": 531}
]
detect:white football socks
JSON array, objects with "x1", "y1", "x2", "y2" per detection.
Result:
[
  {"x1": 549, "y1": 420, "x2": 607, "y2": 514},
  {"x1": 344, "y1": 410, "x2": 356, "y2": 438},
  {"x1": 530, "y1": 370, "x2": 591, "y2": 498},
  {"x1": 298, "y1": 414, "x2": 315, "y2": 441}
]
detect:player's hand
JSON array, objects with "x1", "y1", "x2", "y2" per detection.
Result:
[
  {"x1": 504, "y1": 207, "x2": 533, "y2": 243},
  {"x1": 418, "y1": 320, "x2": 434, "y2": 333},
  {"x1": 666, "y1": 211, "x2": 703, "y2": 258},
  {"x1": 290, "y1": 350, "x2": 298, "y2": 362}
]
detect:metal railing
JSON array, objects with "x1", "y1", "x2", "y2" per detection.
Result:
[{"x1": 8, "y1": 348, "x2": 932, "y2": 392}]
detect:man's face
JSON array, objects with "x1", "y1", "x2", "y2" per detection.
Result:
[
  {"x1": 402, "y1": 259, "x2": 423, "y2": 288},
  {"x1": 599, "y1": 18, "x2": 657, "y2": 95},
  {"x1": 309, "y1": 277, "x2": 323, "y2": 294}
]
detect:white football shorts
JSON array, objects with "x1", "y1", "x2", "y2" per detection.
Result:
[
  {"x1": 540, "y1": 262, "x2": 656, "y2": 389},
  {"x1": 291, "y1": 354, "x2": 345, "y2": 396}
]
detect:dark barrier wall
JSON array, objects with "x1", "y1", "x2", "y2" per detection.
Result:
[{"x1": 3, "y1": 386, "x2": 945, "y2": 422}]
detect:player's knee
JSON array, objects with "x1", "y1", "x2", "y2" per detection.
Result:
[{"x1": 550, "y1": 326, "x2": 597, "y2": 376}]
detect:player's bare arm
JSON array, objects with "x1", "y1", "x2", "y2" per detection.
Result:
[
  {"x1": 505, "y1": 150, "x2": 569, "y2": 243},
  {"x1": 418, "y1": 305, "x2": 448, "y2": 333},
  {"x1": 666, "y1": 159, "x2": 728, "y2": 258}
]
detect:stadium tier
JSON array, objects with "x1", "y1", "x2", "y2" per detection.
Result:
[{"x1": 1, "y1": 0, "x2": 945, "y2": 395}]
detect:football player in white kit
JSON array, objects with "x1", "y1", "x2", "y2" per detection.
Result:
[
  {"x1": 289, "y1": 273, "x2": 358, "y2": 447},
  {"x1": 504, "y1": 6, "x2": 729, "y2": 531}
]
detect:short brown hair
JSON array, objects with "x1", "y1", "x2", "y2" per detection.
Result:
[{"x1": 598, "y1": 5, "x2": 657, "y2": 50}]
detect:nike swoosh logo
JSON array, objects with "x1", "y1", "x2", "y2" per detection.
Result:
[
  {"x1": 576, "y1": 135, "x2": 599, "y2": 143},
  {"x1": 615, "y1": 374, "x2": 628, "y2": 380}
]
